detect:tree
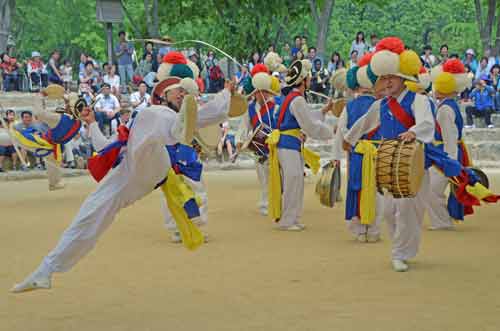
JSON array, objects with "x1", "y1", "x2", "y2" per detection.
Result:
[
  {"x1": 474, "y1": 0, "x2": 497, "y2": 52},
  {"x1": 0, "y1": 0, "x2": 15, "y2": 53},
  {"x1": 308, "y1": 0, "x2": 335, "y2": 58}
]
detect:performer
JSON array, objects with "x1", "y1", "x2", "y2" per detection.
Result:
[
  {"x1": 426, "y1": 59, "x2": 472, "y2": 229},
  {"x1": 343, "y1": 37, "x2": 435, "y2": 272},
  {"x1": 12, "y1": 52, "x2": 234, "y2": 292},
  {"x1": 332, "y1": 52, "x2": 384, "y2": 243},
  {"x1": 267, "y1": 59, "x2": 334, "y2": 231},
  {"x1": 236, "y1": 64, "x2": 279, "y2": 216}
]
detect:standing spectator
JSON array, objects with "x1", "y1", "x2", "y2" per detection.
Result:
[
  {"x1": 327, "y1": 52, "x2": 341, "y2": 74},
  {"x1": 294, "y1": 50, "x2": 305, "y2": 61},
  {"x1": 130, "y1": 81, "x2": 151, "y2": 117},
  {"x1": 350, "y1": 31, "x2": 366, "y2": 60},
  {"x1": 438, "y1": 44, "x2": 449, "y2": 64},
  {"x1": 462, "y1": 49, "x2": 478, "y2": 74},
  {"x1": 27, "y1": 51, "x2": 47, "y2": 90},
  {"x1": 465, "y1": 77, "x2": 495, "y2": 128},
  {"x1": 79, "y1": 61, "x2": 99, "y2": 92},
  {"x1": 301, "y1": 36, "x2": 309, "y2": 56},
  {"x1": 421, "y1": 45, "x2": 437, "y2": 69},
  {"x1": 94, "y1": 83, "x2": 121, "y2": 135},
  {"x1": 204, "y1": 50, "x2": 217, "y2": 88},
  {"x1": 310, "y1": 58, "x2": 330, "y2": 101},
  {"x1": 208, "y1": 62, "x2": 224, "y2": 93},
  {"x1": 47, "y1": 50, "x2": 63, "y2": 85},
  {"x1": 281, "y1": 43, "x2": 292, "y2": 67},
  {"x1": 78, "y1": 53, "x2": 88, "y2": 74},
  {"x1": 291, "y1": 36, "x2": 302, "y2": 57},
  {"x1": 348, "y1": 50, "x2": 359, "y2": 68},
  {"x1": 475, "y1": 57, "x2": 490, "y2": 80},
  {"x1": 307, "y1": 47, "x2": 322, "y2": 66},
  {"x1": 104, "y1": 64, "x2": 121, "y2": 96},
  {"x1": 60, "y1": 60, "x2": 73, "y2": 92},
  {"x1": 0, "y1": 53, "x2": 20, "y2": 91},
  {"x1": 114, "y1": 31, "x2": 134, "y2": 92},
  {"x1": 490, "y1": 64, "x2": 500, "y2": 112},
  {"x1": 0, "y1": 109, "x2": 18, "y2": 172},
  {"x1": 484, "y1": 47, "x2": 498, "y2": 72},
  {"x1": 235, "y1": 64, "x2": 249, "y2": 89},
  {"x1": 188, "y1": 50, "x2": 202, "y2": 72},
  {"x1": 368, "y1": 34, "x2": 378, "y2": 52},
  {"x1": 143, "y1": 41, "x2": 159, "y2": 72},
  {"x1": 248, "y1": 51, "x2": 261, "y2": 72}
]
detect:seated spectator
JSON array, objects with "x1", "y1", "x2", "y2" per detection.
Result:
[
  {"x1": 216, "y1": 121, "x2": 235, "y2": 163},
  {"x1": 348, "y1": 50, "x2": 358, "y2": 68},
  {"x1": 78, "y1": 53, "x2": 88, "y2": 75},
  {"x1": 491, "y1": 64, "x2": 500, "y2": 112},
  {"x1": 47, "y1": 50, "x2": 64, "y2": 85},
  {"x1": 460, "y1": 64, "x2": 474, "y2": 101},
  {"x1": 27, "y1": 51, "x2": 48, "y2": 91},
  {"x1": 134, "y1": 53, "x2": 153, "y2": 80},
  {"x1": 103, "y1": 63, "x2": 120, "y2": 96},
  {"x1": 79, "y1": 82, "x2": 95, "y2": 106},
  {"x1": 111, "y1": 108, "x2": 132, "y2": 134},
  {"x1": 465, "y1": 77, "x2": 495, "y2": 128},
  {"x1": 130, "y1": 81, "x2": 151, "y2": 117},
  {"x1": 311, "y1": 58, "x2": 330, "y2": 101},
  {"x1": 0, "y1": 109, "x2": 18, "y2": 171},
  {"x1": 1, "y1": 53, "x2": 20, "y2": 91},
  {"x1": 143, "y1": 41, "x2": 158, "y2": 70},
  {"x1": 60, "y1": 59, "x2": 73, "y2": 92},
  {"x1": 94, "y1": 83, "x2": 121, "y2": 136},
  {"x1": 475, "y1": 57, "x2": 490, "y2": 80},
  {"x1": 14, "y1": 111, "x2": 46, "y2": 170},
  {"x1": 79, "y1": 60, "x2": 100, "y2": 92},
  {"x1": 462, "y1": 49, "x2": 478, "y2": 73}
]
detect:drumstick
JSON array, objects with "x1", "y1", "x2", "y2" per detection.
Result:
[{"x1": 0, "y1": 107, "x2": 29, "y2": 167}]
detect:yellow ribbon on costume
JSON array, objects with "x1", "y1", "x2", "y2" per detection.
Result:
[
  {"x1": 160, "y1": 168, "x2": 204, "y2": 250},
  {"x1": 466, "y1": 182, "x2": 493, "y2": 201},
  {"x1": 11, "y1": 128, "x2": 63, "y2": 163},
  {"x1": 354, "y1": 140, "x2": 378, "y2": 225},
  {"x1": 266, "y1": 128, "x2": 321, "y2": 221}
]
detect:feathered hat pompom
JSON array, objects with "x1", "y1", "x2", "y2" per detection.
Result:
[
  {"x1": 399, "y1": 50, "x2": 421, "y2": 77},
  {"x1": 358, "y1": 52, "x2": 374, "y2": 67},
  {"x1": 162, "y1": 51, "x2": 187, "y2": 65},
  {"x1": 251, "y1": 63, "x2": 270, "y2": 77},
  {"x1": 442, "y1": 59, "x2": 465, "y2": 74},
  {"x1": 375, "y1": 37, "x2": 405, "y2": 54}
]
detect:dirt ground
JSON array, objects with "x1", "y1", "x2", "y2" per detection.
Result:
[{"x1": 2, "y1": 169, "x2": 500, "y2": 331}]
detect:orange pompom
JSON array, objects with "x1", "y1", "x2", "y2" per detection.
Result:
[
  {"x1": 358, "y1": 52, "x2": 373, "y2": 67},
  {"x1": 163, "y1": 51, "x2": 187, "y2": 65},
  {"x1": 251, "y1": 63, "x2": 270, "y2": 77},
  {"x1": 442, "y1": 59, "x2": 465, "y2": 74},
  {"x1": 419, "y1": 66, "x2": 427, "y2": 74},
  {"x1": 375, "y1": 37, "x2": 405, "y2": 54}
]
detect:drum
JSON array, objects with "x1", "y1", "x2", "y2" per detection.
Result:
[
  {"x1": 316, "y1": 161, "x2": 341, "y2": 207},
  {"x1": 331, "y1": 98, "x2": 347, "y2": 117},
  {"x1": 194, "y1": 124, "x2": 220, "y2": 153},
  {"x1": 228, "y1": 93, "x2": 249, "y2": 118},
  {"x1": 376, "y1": 139, "x2": 425, "y2": 198},
  {"x1": 242, "y1": 123, "x2": 272, "y2": 157}
]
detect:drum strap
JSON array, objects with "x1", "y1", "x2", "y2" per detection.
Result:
[
  {"x1": 276, "y1": 90, "x2": 302, "y2": 129},
  {"x1": 251, "y1": 100, "x2": 275, "y2": 128},
  {"x1": 387, "y1": 97, "x2": 415, "y2": 129}
]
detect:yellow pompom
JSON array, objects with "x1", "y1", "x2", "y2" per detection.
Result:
[
  {"x1": 270, "y1": 76, "x2": 281, "y2": 94},
  {"x1": 399, "y1": 50, "x2": 421, "y2": 76},
  {"x1": 434, "y1": 72, "x2": 457, "y2": 94},
  {"x1": 405, "y1": 81, "x2": 420, "y2": 93}
]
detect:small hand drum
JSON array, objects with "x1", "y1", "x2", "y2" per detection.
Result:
[{"x1": 316, "y1": 161, "x2": 341, "y2": 207}]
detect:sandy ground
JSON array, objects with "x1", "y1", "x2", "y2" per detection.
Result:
[{"x1": 1, "y1": 169, "x2": 500, "y2": 331}]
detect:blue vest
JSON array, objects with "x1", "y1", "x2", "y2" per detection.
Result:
[
  {"x1": 346, "y1": 95, "x2": 381, "y2": 141},
  {"x1": 248, "y1": 101, "x2": 274, "y2": 130},
  {"x1": 275, "y1": 92, "x2": 302, "y2": 151},
  {"x1": 379, "y1": 91, "x2": 416, "y2": 139},
  {"x1": 434, "y1": 98, "x2": 464, "y2": 142}
]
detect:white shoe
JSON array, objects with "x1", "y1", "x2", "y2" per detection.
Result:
[
  {"x1": 259, "y1": 206, "x2": 268, "y2": 216},
  {"x1": 392, "y1": 259, "x2": 409, "y2": 272},
  {"x1": 367, "y1": 233, "x2": 381, "y2": 243},
  {"x1": 170, "y1": 231, "x2": 182, "y2": 243},
  {"x1": 277, "y1": 225, "x2": 304, "y2": 232},
  {"x1": 11, "y1": 273, "x2": 52, "y2": 293},
  {"x1": 295, "y1": 223, "x2": 306, "y2": 230},
  {"x1": 356, "y1": 234, "x2": 367, "y2": 243},
  {"x1": 488, "y1": 124, "x2": 495, "y2": 129},
  {"x1": 49, "y1": 182, "x2": 66, "y2": 191},
  {"x1": 428, "y1": 225, "x2": 454, "y2": 231},
  {"x1": 203, "y1": 232, "x2": 209, "y2": 243}
]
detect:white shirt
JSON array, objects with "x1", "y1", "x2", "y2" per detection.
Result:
[
  {"x1": 288, "y1": 95, "x2": 333, "y2": 141},
  {"x1": 103, "y1": 74, "x2": 120, "y2": 90},
  {"x1": 95, "y1": 93, "x2": 120, "y2": 113},
  {"x1": 130, "y1": 91, "x2": 151, "y2": 113},
  {"x1": 331, "y1": 108, "x2": 347, "y2": 160}
]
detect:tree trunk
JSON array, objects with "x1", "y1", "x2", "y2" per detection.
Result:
[
  {"x1": 0, "y1": 0, "x2": 14, "y2": 54},
  {"x1": 495, "y1": 17, "x2": 500, "y2": 56},
  {"x1": 474, "y1": 0, "x2": 497, "y2": 52},
  {"x1": 308, "y1": 0, "x2": 335, "y2": 59},
  {"x1": 151, "y1": 0, "x2": 159, "y2": 38}
]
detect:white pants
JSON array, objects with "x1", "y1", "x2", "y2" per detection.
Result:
[
  {"x1": 425, "y1": 167, "x2": 454, "y2": 229},
  {"x1": 347, "y1": 192, "x2": 384, "y2": 236},
  {"x1": 46, "y1": 155, "x2": 62, "y2": 187},
  {"x1": 383, "y1": 171, "x2": 430, "y2": 261},
  {"x1": 277, "y1": 149, "x2": 304, "y2": 227},
  {"x1": 256, "y1": 160, "x2": 269, "y2": 210},
  {"x1": 162, "y1": 176, "x2": 208, "y2": 231}
]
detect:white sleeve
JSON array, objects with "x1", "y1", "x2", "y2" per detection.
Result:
[
  {"x1": 197, "y1": 89, "x2": 231, "y2": 128},
  {"x1": 409, "y1": 94, "x2": 435, "y2": 143},
  {"x1": 289, "y1": 96, "x2": 333, "y2": 140},
  {"x1": 88, "y1": 122, "x2": 115, "y2": 151},
  {"x1": 344, "y1": 100, "x2": 381, "y2": 146},
  {"x1": 436, "y1": 105, "x2": 458, "y2": 159},
  {"x1": 130, "y1": 93, "x2": 139, "y2": 103},
  {"x1": 331, "y1": 109, "x2": 348, "y2": 160}
]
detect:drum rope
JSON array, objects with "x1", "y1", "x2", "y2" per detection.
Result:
[{"x1": 395, "y1": 140, "x2": 404, "y2": 197}]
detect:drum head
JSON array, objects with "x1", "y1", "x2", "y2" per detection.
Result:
[
  {"x1": 469, "y1": 167, "x2": 489, "y2": 188},
  {"x1": 42, "y1": 84, "x2": 65, "y2": 100},
  {"x1": 181, "y1": 95, "x2": 198, "y2": 145},
  {"x1": 194, "y1": 124, "x2": 220, "y2": 151},
  {"x1": 408, "y1": 142, "x2": 425, "y2": 196},
  {"x1": 332, "y1": 98, "x2": 347, "y2": 117},
  {"x1": 316, "y1": 161, "x2": 341, "y2": 208},
  {"x1": 228, "y1": 94, "x2": 248, "y2": 118}
]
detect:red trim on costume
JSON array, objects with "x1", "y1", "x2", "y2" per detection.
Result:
[
  {"x1": 366, "y1": 126, "x2": 380, "y2": 140},
  {"x1": 61, "y1": 121, "x2": 82, "y2": 142},
  {"x1": 387, "y1": 97, "x2": 415, "y2": 129},
  {"x1": 277, "y1": 91, "x2": 302, "y2": 129},
  {"x1": 251, "y1": 100, "x2": 275, "y2": 128}
]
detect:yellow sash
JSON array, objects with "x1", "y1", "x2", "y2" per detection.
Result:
[
  {"x1": 354, "y1": 140, "x2": 378, "y2": 225},
  {"x1": 160, "y1": 168, "x2": 204, "y2": 250},
  {"x1": 266, "y1": 128, "x2": 321, "y2": 221},
  {"x1": 11, "y1": 128, "x2": 63, "y2": 163}
]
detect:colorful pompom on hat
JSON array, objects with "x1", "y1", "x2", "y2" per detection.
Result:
[
  {"x1": 405, "y1": 66, "x2": 431, "y2": 93},
  {"x1": 244, "y1": 64, "x2": 278, "y2": 96},
  {"x1": 153, "y1": 51, "x2": 198, "y2": 101},
  {"x1": 370, "y1": 37, "x2": 419, "y2": 82},
  {"x1": 346, "y1": 66, "x2": 360, "y2": 90},
  {"x1": 431, "y1": 59, "x2": 470, "y2": 95}
]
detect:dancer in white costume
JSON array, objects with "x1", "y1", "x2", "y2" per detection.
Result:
[{"x1": 11, "y1": 52, "x2": 235, "y2": 293}]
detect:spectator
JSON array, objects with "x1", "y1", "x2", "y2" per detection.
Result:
[
  {"x1": 291, "y1": 35, "x2": 302, "y2": 57},
  {"x1": 187, "y1": 49, "x2": 202, "y2": 72},
  {"x1": 462, "y1": 49, "x2": 478, "y2": 73},
  {"x1": 483, "y1": 47, "x2": 498, "y2": 72},
  {"x1": 216, "y1": 121, "x2": 235, "y2": 163},
  {"x1": 103, "y1": 63, "x2": 121, "y2": 96},
  {"x1": 281, "y1": 43, "x2": 292, "y2": 67},
  {"x1": 368, "y1": 34, "x2": 378, "y2": 52},
  {"x1": 134, "y1": 53, "x2": 153, "y2": 84},
  {"x1": 327, "y1": 52, "x2": 341, "y2": 74},
  {"x1": 475, "y1": 57, "x2": 490, "y2": 80},
  {"x1": 204, "y1": 50, "x2": 217, "y2": 88},
  {"x1": 60, "y1": 59, "x2": 73, "y2": 92},
  {"x1": 27, "y1": 51, "x2": 48, "y2": 91},
  {"x1": 110, "y1": 108, "x2": 131, "y2": 134},
  {"x1": 310, "y1": 58, "x2": 330, "y2": 101},
  {"x1": 350, "y1": 31, "x2": 366, "y2": 60},
  {"x1": 94, "y1": 83, "x2": 121, "y2": 135},
  {"x1": 235, "y1": 64, "x2": 249, "y2": 88},
  {"x1": 14, "y1": 111, "x2": 45, "y2": 170},
  {"x1": 307, "y1": 47, "x2": 322, "y2": 66},
  {"x1": 79, "y1": 82, "x2": 95, "y2": 106},
  {"x1": 491, "y1": 64, "x2": 500, "y2": 111},
  {"x1": 465, "y1": 77, "x2": 495, "y2": 128},
  {"x1": 114, "y1": 30, "x2": 134, "y2": 92},
  {"x1": 79, "y1": 61, "x2": 99, "y2": 92},
  {"x1": 294, "y1": 50, "x2": 305, "y2": 61},
  {"x1": 248, "y1": 51, "x2": 261, "y2": 72},
  {"x1": 348, "y1": 50, "x2": 359, "y2": 68},
  {"x1": 438, "y1": 44, "x2": 449, "y2": 64},
  {"x1": 301, "y1": 36, "x2": 308, "y2": 56},
  {"x1": 0, "y1": 109, "x2": 18, "y2": 171},
  {"x1": 78, "y1": 53, "x2": 88, "y2": 74},
  {"x1": 143, "y1": 41, "x2": 159, "y2": 72},
  {"x1": 460, "y1": 64, "x2": 474, "y2": 100},
  {"x1": 158, "y1": 35, "x2": 175, "y2": 57},
  {"x1": 47, "y1": 50, "x2": 63, "y2": 85},
  {"x1": 130, "y1": 81, "x2": 151, "y2": 117},
  {"x1": 421, "y1": 45, "x2": 437, "y2": 69},
  {"x1": 208, "y1": 62, "x2": 224, "y2": 93},
  {"x1": 337, "y1": 59, "x2": 346, "y2": 70},
  {"x1": 1, "y1": 53, "x2": 20, "y2": 91}
]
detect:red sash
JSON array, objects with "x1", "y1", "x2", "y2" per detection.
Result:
[
  {"x1": 251, "y1": 100, "x2": 275, "y2": 128},
  {"x1": 276, "y1": 90, "x2": 302, "y2": 129},
  {"x1": 366, "y1": 126, "x2": 379, "y2": 140},
  {"x1": 387, "y1": 97, "x2": 415, "y2": 129}
]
